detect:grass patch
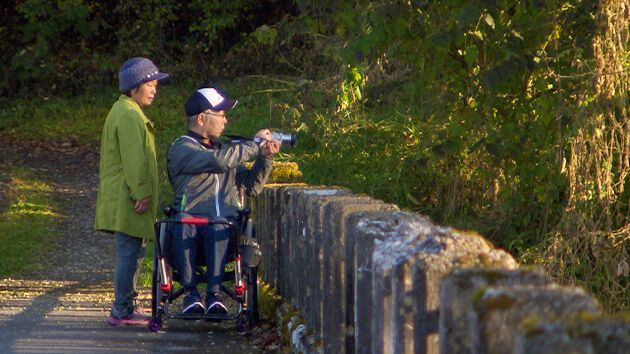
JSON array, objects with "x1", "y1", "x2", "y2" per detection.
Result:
[
  {"x1": 0, "y1": 94, "x2": 114, "y2": 145},
  {"x1": 138, "y1": 240, "x2": 155, "y2": 289},
  {"x1": 258, "y1": 282, "x2": 284, "y2": 319},
  {"x1": 0, "y1": 166, "x2": 61, "y2": 277}
]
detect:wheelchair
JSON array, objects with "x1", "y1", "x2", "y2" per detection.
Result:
[{"x1": 147, "y1": 203, "x2": 262, "y2": 333}]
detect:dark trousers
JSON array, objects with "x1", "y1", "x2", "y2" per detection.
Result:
[
  {"x1": 112, "y1": 232, "x2": 146, "y2": 318},
  {"x1": 172, "y1": 212, "x2": 231, "y2": 294}
]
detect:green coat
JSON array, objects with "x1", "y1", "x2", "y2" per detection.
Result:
[{"x1": 95, "y1": 95, "x2": 158, "y2": 239}]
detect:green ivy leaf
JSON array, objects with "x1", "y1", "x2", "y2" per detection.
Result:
[
  {"x1": 484, "y1": 13, "x2": 495, "y2": 29},
  {"x1": 464, "y1": 45, "x2": 479, "y2": 68}
]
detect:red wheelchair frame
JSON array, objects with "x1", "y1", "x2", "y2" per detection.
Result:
[{"x1": 148, "y1": 207, "x2": 260, "y2": 333}]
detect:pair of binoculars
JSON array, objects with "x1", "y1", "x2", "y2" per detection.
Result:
[
  {"x1": 230, "y1": 132, "x2": 297, "y2": 147},
  {"x1": 270, "y1": 132, "x2": 297, "y2": 147}
]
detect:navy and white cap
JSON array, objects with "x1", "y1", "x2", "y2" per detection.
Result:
[
  {"x1": 118, "y1": 57, "x2": 169, "y2": 93},
  {"x1": 184, "y1": 87, "x2": 238, "y2": 116}
]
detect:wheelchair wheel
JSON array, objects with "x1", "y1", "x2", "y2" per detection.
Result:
[
  {"x1": 151, "y1": 251, "x2": 159, "y2": 317},
  {"x1": 236, "y1": 317, "x2": 248, "y2": 334},
  {"x1": 149, "y1": 318, "x2": 162, "y2": 332},
  {"x1": 149, "y1": 252, "x2": 163, "y2": 332},
  {"x1": 245, "y1": 266, "x2": 260, "y2": 326}
]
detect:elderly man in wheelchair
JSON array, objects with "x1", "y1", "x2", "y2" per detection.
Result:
[{"x1": 150, "y1": 86, "x2": 280, "y2": 331}]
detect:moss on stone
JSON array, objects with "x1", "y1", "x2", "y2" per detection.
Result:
[
  {"x1": 478, "y1": 291, "x2": 516, "y2": 310},
  {"x1": 519, "y1": 316, "x2": 541, "y2": 333},
  {"x1": 456, "y1": 253, "x2": 506, "y2": 268},
  {"x1": 243, "y1": 161, "x2": 302, "y2": 183},
  {"x1": 270, "y1": 162, "x2": 302, "y2": 183},
  {"x1": 472, "y1": 286, "x2": 489, "y2": 304}
]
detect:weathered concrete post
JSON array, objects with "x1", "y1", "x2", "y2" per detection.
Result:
[
  {"x1": 278, "y1": 186, "x2": 311, "y2": 301},
  {"x1": 472, "y1": 284, "x2": 602, "y2": 354},
  {"x1": 254, "y1": 185, "x2": 285, "y2": 289},
  {"x1": 376, "y1": 226, "x2": 518, "y2": 354},
  {"x1": 290, "y1": 186, "x2": 339, "y2": 311},
  {"x1": 320, "y1": 197, "x2": 398, "y2": 354},
  {"x1": 398, "y1": 241, "x2": 518, "y2": 353},
  {"x1": 439, "y1": 267, "x2": 554, "y2": 354},
  {"x1": 349, "y1": 211, "x2": 432, "y2": 354},
  {"x1": 298, "y1": 188, "x2": 352, "y2": 343},
  {"x1": 514, "y1": 316, "x2": 630, "y2": 354},
  {"x1": 366, "y1": 212, "x2": 458, "y2": 354}
]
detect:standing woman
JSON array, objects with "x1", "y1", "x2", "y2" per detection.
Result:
[{"x1": 95, "y1": 58, "x2": 169, "y2": 326}]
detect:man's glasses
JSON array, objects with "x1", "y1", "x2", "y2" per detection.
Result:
[{"x1": 204, "y1": 110, "x2": 227, "y2": 118}]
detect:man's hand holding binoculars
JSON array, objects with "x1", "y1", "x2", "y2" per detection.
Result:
[{"x1": 255, "y1": 129, "x2": 281, "y2": 157}]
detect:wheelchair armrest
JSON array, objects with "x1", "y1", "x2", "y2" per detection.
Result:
[
  {"x1": 180, "y1": 217, "x2": 211, "y2": 225},
  {"x1": 179, "y1": 216, "x2": 237, "y2": 228}
]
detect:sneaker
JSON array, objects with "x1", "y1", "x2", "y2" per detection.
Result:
[
  {"x1": 205, "y1": 293, "x2": 228, "y2": 315},
  {"x1": 107, "y1": 302, "x2": 150, "y2": 326},
  {"x1": 107, "y1": 313, "x2": 149, "y2": 326},
  {"x1": 182, "y1": 290, "x2": 205, "y2": 315},
  {"x1": 133, "y1": 305, "x2": 149, "y2": 318}
]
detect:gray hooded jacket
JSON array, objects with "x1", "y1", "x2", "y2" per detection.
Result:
[{"x1": 166, "y1": 132, "x2": 273, "y2": 217}]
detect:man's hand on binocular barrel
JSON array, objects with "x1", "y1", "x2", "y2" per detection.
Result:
[
  {"x1": 262, "y1": 139, "x2": 281, "y2": 157},
  {"x1": 254, "y1": 129, "x2": 272, "y2": 141}
]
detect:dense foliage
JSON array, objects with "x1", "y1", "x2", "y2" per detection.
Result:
[
  {"x1": 2, "y1": 0, "x2": 630, "y2": 312},
  {"x1": 0, "y1": 0, "x2": 296, "y2": 97}
]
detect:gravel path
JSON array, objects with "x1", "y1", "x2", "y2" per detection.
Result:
[{"x1": 0, "y1": 135, "x2": 278, "y2": 353}]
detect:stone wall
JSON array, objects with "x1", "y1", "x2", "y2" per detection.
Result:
[{"x1": 252, "y1": 184, "x2": 630, "y2": 353}]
